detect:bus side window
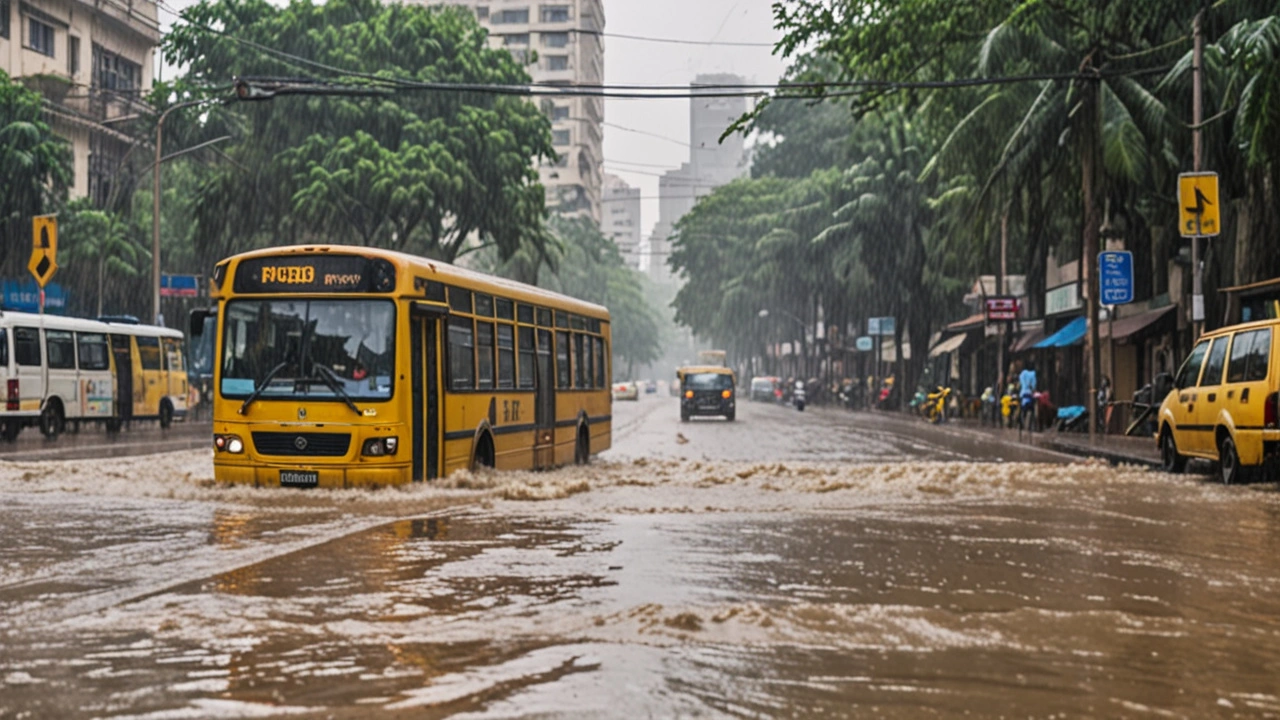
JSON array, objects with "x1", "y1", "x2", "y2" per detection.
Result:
[
  {"x1": 556, "y1": 331, "x2": 570, "y2": 389},
  {"x1": 14, "y1": 327, "x2": 41, "y2": 366},
  {"x1": 0, "y1": 329, "x2": 7, "y2": 367},
  {"x1": 517, "y1": 327, "x2": 535, "y2": 389},
  {"x1": 137, "y1": 336, "x2": 161, "y2": 370},
  {"x1": 594, "y1": 337, "x2": 605, "y2": 388},
  {"x1": 448, "y1": 318, "x2": 474, "y2": 390}
]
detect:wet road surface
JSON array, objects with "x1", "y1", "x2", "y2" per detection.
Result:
[
  {"x1": 4, "y1": 395, "x2": 1280, "y2": 718},
  {"x1": 0, "y1": 417, "x2": 211, "y2": 461}
]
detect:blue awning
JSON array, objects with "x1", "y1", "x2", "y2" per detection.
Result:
[{"x1": 1033, "y1": 316, "x2": 1087, "y2": 348}]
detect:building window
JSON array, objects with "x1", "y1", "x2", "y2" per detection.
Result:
[
  {"x1": 503, "y1": 33, "x2": 529, "y2": 46},
  {"x1": 93, "y1": 44, "x2": 142, "y2": 91},
  {"x1": 551, "y1": 105, "x2": 569, "y2": 121},
  {"x1": 552, "y1": 129, "x2": 570, "y2": 146},
  {"x1": 547, "y1": 55, "x2": 569, "y2": 71},
  {"x1": 542, "y1": 31, "x2": 569, "y2": 48},
  {"x1": 541, "y1": 5, "x2": 569, "y2": 22},
  {"x1": 475, "y1": 5, "x2": 488, "y2": 19},
  {"x1": 29, "y1": 18, "x2": 54, "y2": 57},
  {"x1": 493, "y1": 8, "x2": 529, "y2": 24},
  {"x1": 1, "y1": 0, "x2": 10, "y2": 40},
  {"x1": 68, "y1": 36, "x2": 79, "y2": 75}
]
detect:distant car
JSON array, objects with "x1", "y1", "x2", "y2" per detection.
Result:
[
  {"x1": 750, "y1": 376, "x2": 779, "y2": 402},
  {"x1": 643, "y1": 380, "x2": 658, "y2": 394},
  {"x1": 613, "y1": 380, "x2": 640, "y2": 401}
]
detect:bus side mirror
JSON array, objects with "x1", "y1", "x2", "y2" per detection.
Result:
[{"x1": 189, "y1": 308, "x2": 213, "y2": 337}]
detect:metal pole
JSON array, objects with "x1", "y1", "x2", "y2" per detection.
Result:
[
  {"x1": 1191, "y1": 10, "x2": 1204, "y2": 338},
  {"x1": 153, "y1": 110, "x2": 164, "y2": 326}
]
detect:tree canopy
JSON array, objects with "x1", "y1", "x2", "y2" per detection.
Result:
[
  {"x1": 0, "y1": 70, "x2": 71, "y2": 277},
  {"x1": 163, "y1": 0, "x2": 555, "y2": 268}
]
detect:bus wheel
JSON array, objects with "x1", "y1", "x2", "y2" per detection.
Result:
[
  {"x1": 39, "y1": 402, "x2": 64, "y2": 440},
  {"x1": 159, "y1": 401, "x2": 174, "y2": 429},
  {"x1": 575, "y1": 426, "x2": 590, "y2": 465},
  {"x1": 472, "y1": 433, "x2": 495, "y2": 472}
]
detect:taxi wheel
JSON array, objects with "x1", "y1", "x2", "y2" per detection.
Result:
[
  {"x1": 1159, "y1": 430, "x2": 1186, "y2": 474},
  {"x1": 1219, "y1": 435, "x2": 1243, "y2": 485}
]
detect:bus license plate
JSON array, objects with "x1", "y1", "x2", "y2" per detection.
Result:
[{"x1": 280, "y1": 470, "x2": 318, "y2": 488}]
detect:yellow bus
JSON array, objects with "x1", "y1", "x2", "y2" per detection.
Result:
[{"x1": 194, "y1": 245, "x2": 612, "y2": 487}]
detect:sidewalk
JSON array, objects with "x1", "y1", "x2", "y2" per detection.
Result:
[{"x1": 955, "y1": 417, "x2": 1161, "y2": 468}]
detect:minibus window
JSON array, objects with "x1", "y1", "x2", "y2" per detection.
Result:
[
  {"x1": 46, "y1": 331, "x2": 75, "y2": 369},
  {"x1": 137, "y1": 336, "x2": 162, "y2": 370},
  {"x1": 76, "y1": 333, "x2": 110, "y2": 371},
  {"x1": 15, "y1": 327, "x2": 40, "y2": 366}
]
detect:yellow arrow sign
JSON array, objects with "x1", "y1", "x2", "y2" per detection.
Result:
[
  {"x1": 1178, "y1": 172, "x2": 1220, "y2": 238},
  {"x1": 29, "y1": 215, "x2": 58, "y2": 288}
]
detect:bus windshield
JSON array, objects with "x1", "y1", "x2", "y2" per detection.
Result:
[{"x1": 220, "y1": 299, "x2": 395, "y2": 401}]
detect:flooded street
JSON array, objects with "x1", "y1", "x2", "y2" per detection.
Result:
[{"x1": 5, "y1": 397, "x2": 1280, "y2": 718}]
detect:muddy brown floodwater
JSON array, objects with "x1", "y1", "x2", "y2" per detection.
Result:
[{"x1": 3, "y1": 398, "x2": 1280, "y2": 718}]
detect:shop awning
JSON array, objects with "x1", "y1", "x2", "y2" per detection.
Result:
[
  {"x1": 928, "y1": 333, "x2": 967, "y2": 358},
  {"x1": 945, "y1": 312, "x2": 986, "y2": 333},
  {"x1": 1011, "y1": 328, "x2": 1046, "y2": 353},
  {"x1": 1100, "y1": 305, "x2": 1176, "y2": 341},
  {"x1": 1033, "y1": 316, "x2": 1087, "y2": 348}
]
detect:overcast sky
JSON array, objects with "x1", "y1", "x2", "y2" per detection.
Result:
[
  {"x1": 156, "y1": 0, "x2": 789, "y2": 241},
  {"x1": 601, "y1": 0, "x2": 787, "y2": 239}
]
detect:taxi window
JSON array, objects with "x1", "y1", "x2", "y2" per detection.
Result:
[
  {"x1": 1246, "y1": 328, "x2": 1272, "y2": 382},
  {"x1": 1199, "y1": 336, "x2": 1228, "y2": 386},
  {"x1": 1226, "y1": 332, "x2": 1254, "y2": 383},
  {"x1": 1175, "y1": 340, "x2": 1208, "y2": 389}
]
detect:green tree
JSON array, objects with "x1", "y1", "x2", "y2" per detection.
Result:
[
  {"x1": 164, "y1": 0, "x2": 554, "y2": 267},
  {"x1": 59, "y1": 200, "x2": 149, "y2": 317},
  {"x1": 0, "y1": 70, "x2": 71, "y2": 276}
]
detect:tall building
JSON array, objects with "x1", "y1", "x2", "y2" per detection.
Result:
[
  {"x1": 450, "y1": 0, "x2": 605, "y2": 224},
  {"x1": 648, "y1": 73, "x2": 749, "y2": 285},
  {"x1": 601, "y1": 173, "x2": 640, "y2": 269},
  {"x1": 1, "y1": 0, "x2": 159, "y2": 204}
]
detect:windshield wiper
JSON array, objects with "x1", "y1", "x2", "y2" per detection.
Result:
[
  {"x1": 238, "y1": 361, "x2": 289, "y2": 415},
  {"x1": 312, "y1": 363, "x2": 362, "y2": 416}
]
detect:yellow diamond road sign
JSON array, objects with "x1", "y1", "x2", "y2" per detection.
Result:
[
  {"x1": 1179, "y1": 172, "x2": 1220, "y2": 238},
  {"x1": 29, "y1": 215, "x2": 58, "y2": 288}
]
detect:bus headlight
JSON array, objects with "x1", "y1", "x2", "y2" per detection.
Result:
[
  {"x1": 215, "y1": 434, "x2": 245, "y2": 453},
  {"x1": 362, "y1": 437, "x2": 399, "y2": 456}
]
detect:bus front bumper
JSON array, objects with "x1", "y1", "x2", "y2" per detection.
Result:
[{"x1": 214, "y1": 460, "x2": 413, "y2": 488}]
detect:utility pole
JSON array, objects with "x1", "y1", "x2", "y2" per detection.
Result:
[
  {"x1": 1085, "y1": 77, "x2": 1103, "y2": 446},
  {"x1": 1191, "y1": 10, "x2": 1205, "y2": 338},
  {"x1": 997, "y1": 206, "x2": 1008, "y2": 401}
]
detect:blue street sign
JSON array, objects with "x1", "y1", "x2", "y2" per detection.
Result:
[
  {"x1": 855, "y1": 336, "x2": 873, "y2": 352},
  {"x1": 1099, "y1": 251, "x2": 1134, "y2": 305}
]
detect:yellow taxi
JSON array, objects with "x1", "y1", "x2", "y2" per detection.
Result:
[
  {"x1": 677, "y1": 365, "x2": 737, "y2": 422},
  {"x1": 1157, "y1": 318, "x2": 1278, "y2": 483}
]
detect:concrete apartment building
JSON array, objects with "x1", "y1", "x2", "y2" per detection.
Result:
[
  {"x1": 601, "y1": 173, "x2": 640, "y2": 269},
  {"x1": 1, "y1": 0, "x2": 158, "y2": 204},
  {"x1": 647, "y1": 73, "x2": 749, "y2": 285},
  {"x1": 449, "y1": 0, "x2": 605, "y2": 224}
]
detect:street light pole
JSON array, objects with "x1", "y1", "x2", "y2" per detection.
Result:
[{"x1": 153, "y1": 98, "x2": 219, "y2": 326}]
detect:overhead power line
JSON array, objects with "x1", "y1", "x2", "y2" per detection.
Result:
[
  {"x1": 167, "y1": 11, "x2": 1173, "y2": 103},
  {"x1": 573, "y1": 28, "x2": 776, "y2": 48}
]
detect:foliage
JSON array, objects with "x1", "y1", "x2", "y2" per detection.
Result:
[
  {"x1": 477, "y1": 215, "x2": 663, "y2": 375},
  {"x1": 58, "y1": 199, "x2": 150, "y2": 318},
  {"x1": 0, "y1": 70, "x2": 71, "y2": 277},
  {"x1": 163, "y1": 0, "x2": 555, "y2": 268}
]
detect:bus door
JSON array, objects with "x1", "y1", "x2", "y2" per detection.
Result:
[
  {"x1": 135, "y1": 336, "x2": 162, "y2": 417},
  {"x1": 533, "y1": 328, "x2": 556, "y2": 469},
  {"x1": 410, "y1": 306, "x2": 443, "y2": 481},
  {"x1": 12, "y1": 327, "x2": 45, "y2": 412},
  {"x1": 109, "y1": 334, "x2": 134, "y2": 420}
]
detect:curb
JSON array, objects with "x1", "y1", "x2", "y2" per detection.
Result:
[{"x1": 1035, "y1": 438, "x2": 1161, "y2": 469}]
